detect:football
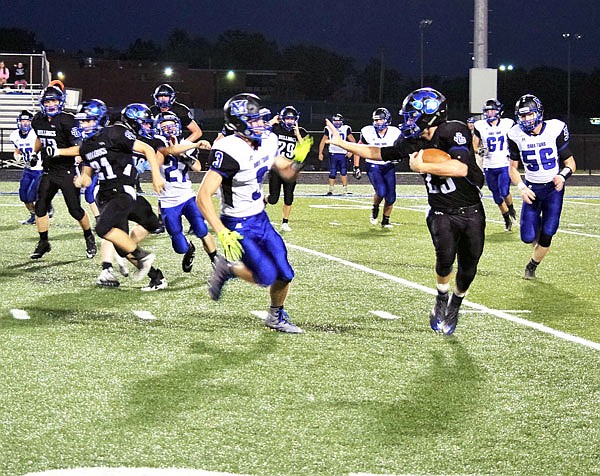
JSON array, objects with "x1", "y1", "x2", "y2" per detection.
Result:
[{"x1": 422, "y1": 148, "x2": 451, "y2": 163}]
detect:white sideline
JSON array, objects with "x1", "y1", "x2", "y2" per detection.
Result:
[{"x1": 288, "y1": 244, "x2": 600, "y2": 351}]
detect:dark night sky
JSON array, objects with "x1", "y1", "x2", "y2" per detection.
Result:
[{"x1": 2, "y1": 0, "x2": 598, "y2": 78}]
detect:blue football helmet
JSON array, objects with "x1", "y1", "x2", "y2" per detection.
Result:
[
  {"x1": 483, "y1": 98, "x2": 503, "y2": 123},
  {"x1": 279, "y1": 105, "x2": 299, "y2": 131},
  {"x1": 372, "y1": 107, "x2": 392, "y2": 132},
  {"x1": 16, "y1": 110, "x2": 33, "y2": 134},
  {"x1": 223, "y1": 93, "x2": 271, "y2": 143},
  {"x1": 154, "y1": 111, "x2": 182, "y2": 138},
  {"x1": 400, "y1": 87, "x2": 447, "y2": 138},
  {"x1": 39, "y1": 86, "x2": 65, "y2": 117},
  {"x1": 332, "y1": 113, "x2": 344, "y2": 129},
  {"x1": 75, "y1": 99, "x2": 109, "y2": 139},
  {"x1": 467, "y1": 116, "x2": 477, "y2": 125},
  {"x1": 515, "y1": 94, "x2": 543, "y2": 133},
  {"x1": 121, "y1": 103, "x2": 154, "y2": 138}
]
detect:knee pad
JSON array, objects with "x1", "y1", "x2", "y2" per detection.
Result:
[{"x1": 538, "y1": 233, "x2": 553, "y2": 248}]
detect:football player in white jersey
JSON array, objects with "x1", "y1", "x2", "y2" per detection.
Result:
[
  {"x1": 473, "y1": 99, "x2": 517, "y2": 231},
  {"x1": 507, "y1": 94, "x2": 577, "y2": 279},
  {"x1": 10, "y1": 111, "x2": 42, "y2": 225},
  {"x1": 196, "y1": 93, "x2": 312, "y2": 334},
  {"x1": 153, "y1": 111, "x2": 218, "y2": 273},
  {"x1": 318, "y1": 113, "x2": 356, "y2": 195},
  {"x1": 354, "y1": 107, "x2": 401, "y2": 227}
]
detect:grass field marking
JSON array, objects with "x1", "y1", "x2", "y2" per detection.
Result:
[
  {"x1": 132, "y1": 310, "x2": 157, "y2": 321},
  {"x1": 289, "y1": 243, "x2": 600, "y2": 351},
  {"x1": 23, "y1": 468, "x2": 250, "y2": 475},
  {"x1": 10, "y1": 308, "x2": 30, "y2": 320},
  {"x1": 370, "y1": 310, "x2": 402, "y2": 320},
  {"x1": 250, "y1": 310, "x2": 268, "y2": 320}
]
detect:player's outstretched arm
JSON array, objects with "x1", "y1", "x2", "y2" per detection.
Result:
[{"x1": 324, "y1": 119, "x2": 382, "y2": 160}]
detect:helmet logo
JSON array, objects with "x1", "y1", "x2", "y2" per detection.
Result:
[
  {"x1": 453, "y1": 132, "x2": 467, "y2": 145},
  {"x1": 231, "y1": 99, "x2": 249, "y2": 116}
]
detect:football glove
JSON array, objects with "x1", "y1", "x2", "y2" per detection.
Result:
[
  {"x1": 477, "y1": 146, "x2": 488, "y2": 157},
  {"x1": 292, "y1": 135, "x2": 314, "y2": 165},
  {"x1": 353, "y1": 165, "x2": 362, "y2": 180},
  {"x1": 217, "y1": 229, "x2": 244, "y2": 262}
]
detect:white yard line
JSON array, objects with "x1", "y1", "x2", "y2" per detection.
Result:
[
  {"x1": 133, "y1": 310, "x2": 156, "y2": 321},
  {"x1": 288, "y1": 243, "x2": 600, "y2": 351}
]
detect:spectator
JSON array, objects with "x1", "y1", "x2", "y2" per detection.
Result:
[
  {"x1": 0, "y1": 61, "x2": 9, "y2": 88},
  {"x1": 13, "y1": 62, "x2": 27, "y2": 89}
]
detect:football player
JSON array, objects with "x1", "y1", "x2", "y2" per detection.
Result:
[
  {"x1": 73, "y1": 99, "x2": 166, "y2": 289},
  {"x1": 196, "y1": 93, "x2": 313, "y2": 333},
  {"x1": 354, "y1": 107, "x2": 401, "y2": 228},
  {"x1": 10, "y1": 110, "x2": 42, "y2": 224},
  {"x1": 30, "y1": 85, "x2": 96, "y2": 260},
  {"x1": 318, "y1": 113, "x2": 356, "y2": 195},
  {"x1": 325, "y1": 88, "x2": 485, "y2": 336},
  {"x1": 507, "y1": 94, "x2": 577, "y2": 280},
  {"x1": 265, "y1": 105, "x2": 310, "y2": 232},
  {"x1": 473, "y1": 99, "x2": 517, "y2": 231},
  {"x1": 149, "y1": 83, "x2": 202, "y2": 142},
  {"x1": 152, "y1": 110, "x2": 218, "y2": 273}
]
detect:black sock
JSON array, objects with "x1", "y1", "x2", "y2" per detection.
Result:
[
  {"x1": 101, "y1": 261, "x2": 112, "y2": 270},
  {"x1": 381, "y1": 215, "x2": 390, "y2": 225},
  {"x1": 208, "y1": 250, "x2": 217, "y2": 262},
  {"x1": 450, "y1": 293, "x2": 464, "y2": 308},
  {"x1": 40, "y1": 231, "x2": 48, "y2": 241},
  {"x1": 528, "y1": 259, "x2": 540, "y2": 269},
  {"x1": 372, "y1": 205, "x2": 379, "y2": 218},
  {"x1": 282, "y1": 218, "x2": 289, "y2": 224},
  {"x1": 83, "y1": 228, "x2": 93, "y2": 238},
  {"x1": 503, "y1": 211, "x2": 511, "y2": 225}
]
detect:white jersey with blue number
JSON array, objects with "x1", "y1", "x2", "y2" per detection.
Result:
[
  {"x1": 158, "y1": 155, "x2": 196, "y2": 208},
  {"x1": 324, "y1": 125, "x2": 352, "y2": 154},
  {"x1": 359, "y1": 125, "x2": 401, "y2": 165},
  {"x1": 10, "y1": 129, "x2": 42, "y2": 170},
  {"x1": 474, "y1": 118, "x2": 514, "y2": 169},
  {"x1": 210, "y1": 133, "x2": 278, "y2": 218},
  {"x1": 507, "y1": 119, "x2": 569, "y2": 184}
]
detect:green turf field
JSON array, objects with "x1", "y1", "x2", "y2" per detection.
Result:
[{"x1": 1, "y1": 180, "x2": 599, "y2": 476}]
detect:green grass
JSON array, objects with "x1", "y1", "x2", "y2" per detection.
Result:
[{"x1": 0, "y1": 181, "x2": 599, "y2": 476}]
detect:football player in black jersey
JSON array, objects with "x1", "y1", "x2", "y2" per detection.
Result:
[
  {"x1": 149, "y1": 83, "x2": 202, "y2": 142},
  {"x1": 325, "y1": 88, "x2": 485, "y2": 336},
  {"x1": 72, "y1": 99, "x2": 167, "y2": 288},
  {"x1": 30, "y1": 85, "x2": 97, "y2": 260},
  {"x1": 265, "y1": 106, "x2": 310, "y2": 232}
]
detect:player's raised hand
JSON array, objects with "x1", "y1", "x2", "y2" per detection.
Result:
[{"x1": 324, "y1": 118, "x2": 341, "y2": 145}]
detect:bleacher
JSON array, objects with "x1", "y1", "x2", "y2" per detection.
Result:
[{"x1": 0, "y1": 88, "x2": 43, "y2": 153}]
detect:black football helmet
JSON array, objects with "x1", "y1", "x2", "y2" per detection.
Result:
[
  {"x1": 121, "y1": 103, "x2": 154, "y2": 138},
  {"x1": 153, "y1": 83, "x2": 176, "y2": 109},
  {"x1": 400, "y1": 87, "x2": 447, "y2": 138},
  {"x1": 39, "y1": 85, "x2": 65, "y2": 117},
  {"x1": 515, "y1": 94, "x2": 543, "y2": 133},
  {"x1": 482, "y1": 98, "x2": 503, "y2": 122},
  {"x1": 332, "y1": 113, "x2": 344, "y2": 128},
  {"x1": 75, "y1": 99, "x2": 109, "y2": 139},
  {"x1": 223, "y1": 93, "x2": 271, "y2": 143},
  {"x1": 372, "y1": 107, "x2": 392, "y2": 132},
  {"x1": 16, "y1": 110, "x2": 34, "y2": 134},
  {"x1": 154, "y1": 111, "x2": 182, "y2": 138},
  {"x1": 279, "y1": 105, "x2": 299, "y2": 131}
]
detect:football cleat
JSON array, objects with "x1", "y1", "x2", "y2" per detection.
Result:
[
  {"x1": 141, "y1": 276, "x2": 168, "y2": 292},
  {"x1": 182, "y1": 241, "x2": 196, "y2": 273},
  {"x1": 524, "y1": 263, "x2": 537, "y2": 280},
  {"x1": 370, "y1": 216, "x2": 378, "y2": 225},
  {"x1": 114, "y1": 253, "x2": 129, "y2": 277},
  {"x1": 96, "y1": 268, "x2": 120, "y2": 287},
  {"x1": 85, "y1": 234, "x2": 97, "y2": 259},
  {"x1": 208, "y1": 255, "x2": 233, "y2": 301},
  {"x1": 20, "y1": 214, "x2": 36, "y2": 225},
  {"x1": 133, "y1": 252, "x2": 155, "y2": 281},
  {"x1": 281, "y1": 222, "x2": 292, "y2": 232},
  {"x1": 381, "y1": 222, "x2": 393, "y2": 229},
  {"x1": 430, "y1": 292, "x2": 448, "y2": 332},
  {"x1": 440, "y1": 303, "x2": 460, "y2": 336},
  {"x1": 30, "y1": 240, "x2": 51, "y2": 259},
  {"x1": 264, "y1": 309, "x2": 304, "y2": 334},
  {"x1": 504, "y1": 220, "x2": 513, "y2": 232}
]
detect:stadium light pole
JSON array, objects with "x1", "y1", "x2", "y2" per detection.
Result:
[
  {"x1": 562, "y1": 32, "x2": 583, "y2": 126},
  {"x1": 498, "y1": 64, "x2": 513, "y2": 100},
  {"x1": 419, "y1": 19, "x2": 432, "y2": 87}
]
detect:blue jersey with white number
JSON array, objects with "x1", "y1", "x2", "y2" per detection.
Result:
[
  {"x1": 208, "y1": 133, "x2": 278, "y2": 218},
  {"x1": 507, "y1": 119, "x2": 572, "y2": 184}
]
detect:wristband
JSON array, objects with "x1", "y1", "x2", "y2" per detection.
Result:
[
  {"x1": 559, "y1": 166, "x2": 572, "y2": 181},
  {"x1": 517, "y1": 182, "x2": 527, "y2": 191}
]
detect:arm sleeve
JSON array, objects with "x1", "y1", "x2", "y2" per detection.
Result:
[{"x1": 556, "y1": 123, "x2": 574, "y2": 161}]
